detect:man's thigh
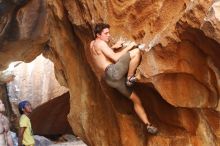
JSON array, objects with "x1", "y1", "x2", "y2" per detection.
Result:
[
  {"x1": 112, "y1": 53, "x2": 131, "y2": 80},
  {"x1": 105, "y1": 76, "x2": 132, "y2": 98}
]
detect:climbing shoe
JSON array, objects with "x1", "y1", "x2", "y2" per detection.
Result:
[
  {"x1": 126, "y1": 76, "x2": 136, "y2": 87},
  {"x1": 146, "y1": 124, "x2": 158, "y2": 135}
]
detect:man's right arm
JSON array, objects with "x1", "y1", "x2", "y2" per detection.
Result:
[
  {"x1": 99, "y1": 41, "x2": 136, "y2": 62},
  {"x1": 111, "y1": 39, "x2": 124, "y2": 50}
]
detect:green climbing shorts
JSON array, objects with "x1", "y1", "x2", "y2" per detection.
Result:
[{"x1": 104, "y1": 52, "x2": 132, "y2": 98}]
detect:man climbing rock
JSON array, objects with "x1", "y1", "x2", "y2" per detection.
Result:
[{"x1": 89, "y1": 23, "x2": 158, "y2": 134}]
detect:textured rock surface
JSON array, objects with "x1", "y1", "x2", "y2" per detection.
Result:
[
  {"x1": 49, "y1": 134, "x2": 87, "y2": 146},
  {"x1": 0, "y1": 0, "x2": 220, "y2": 146},
  {"x1": 50, "y1": 141, "x2": 87, "y2": 146}
]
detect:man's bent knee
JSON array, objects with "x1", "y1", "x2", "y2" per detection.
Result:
[{"x1": 129, "y1": 48, "x2": 141, "y2": 59}]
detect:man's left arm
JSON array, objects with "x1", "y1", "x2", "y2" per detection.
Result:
[{"x1": 111, "y1": 40, "x2": 124, "y2": 50}]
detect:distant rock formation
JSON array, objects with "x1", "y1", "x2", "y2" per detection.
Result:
[{"x1": 6, "y1": 54, "x2": 68, "y2": 109}]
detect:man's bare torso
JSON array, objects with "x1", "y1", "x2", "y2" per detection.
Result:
[{"x1": 89, "y1": 39, "x2": 113, "y2": 77}]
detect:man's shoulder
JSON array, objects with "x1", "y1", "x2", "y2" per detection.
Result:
[
  {"x1": 90, "y1": 40, "x2": 108, "y2": 51},
  {"x1": 90, "y1": 40, "x2": 94, "y2": 45},
  {"x1": 94, "y1": 39, "x2": 108, "y2": 46},
  {"x1": 97, "y1": 41, "x2": 110, "y2": 52}
]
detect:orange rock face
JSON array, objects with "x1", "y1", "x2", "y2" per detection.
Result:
[{"x1": 0, "y1": 0, "x2": 220, "y2": 145}]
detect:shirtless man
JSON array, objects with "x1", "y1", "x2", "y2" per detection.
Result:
[
  {"x1": 89, "y1": 23, "x2": 158, "y2": 134},
  {"x1": 0, "y1": 99, "x2": 13, "y2": 146}
]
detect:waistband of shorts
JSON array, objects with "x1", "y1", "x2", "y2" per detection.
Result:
[{"x1": 105, "y1": 64, "x2": 113, "y2": 74}]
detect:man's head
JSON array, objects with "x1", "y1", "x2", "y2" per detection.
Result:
[
  {"x1": 94, "y1": 23, "x2": 110, "y2": 42},
  {"x1": 18, "y1": 100, "x2": 32, "y2": 115}
]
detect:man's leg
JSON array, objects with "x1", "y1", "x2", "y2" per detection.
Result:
[
  {"x1": 129, "y1": 92, "x2": 150, "y2": 124},
  {"x1": 130, "y1": 92, "x2": 158, "y2": 134},
  {"x1": 127, "y1": 48, "x2": 141, "y2": 79}
]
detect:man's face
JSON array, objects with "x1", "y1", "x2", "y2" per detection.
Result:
[{"x1": 97, "y1": 28, "x2": 110, "y2": 42}]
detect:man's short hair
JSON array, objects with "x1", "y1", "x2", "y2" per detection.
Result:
[
  {"x1": 94, "y1": 23, "x2": 110, "y2": 38},
  {"x1": 18, "y1": 100, "x2": 29, "y2": 114}
]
